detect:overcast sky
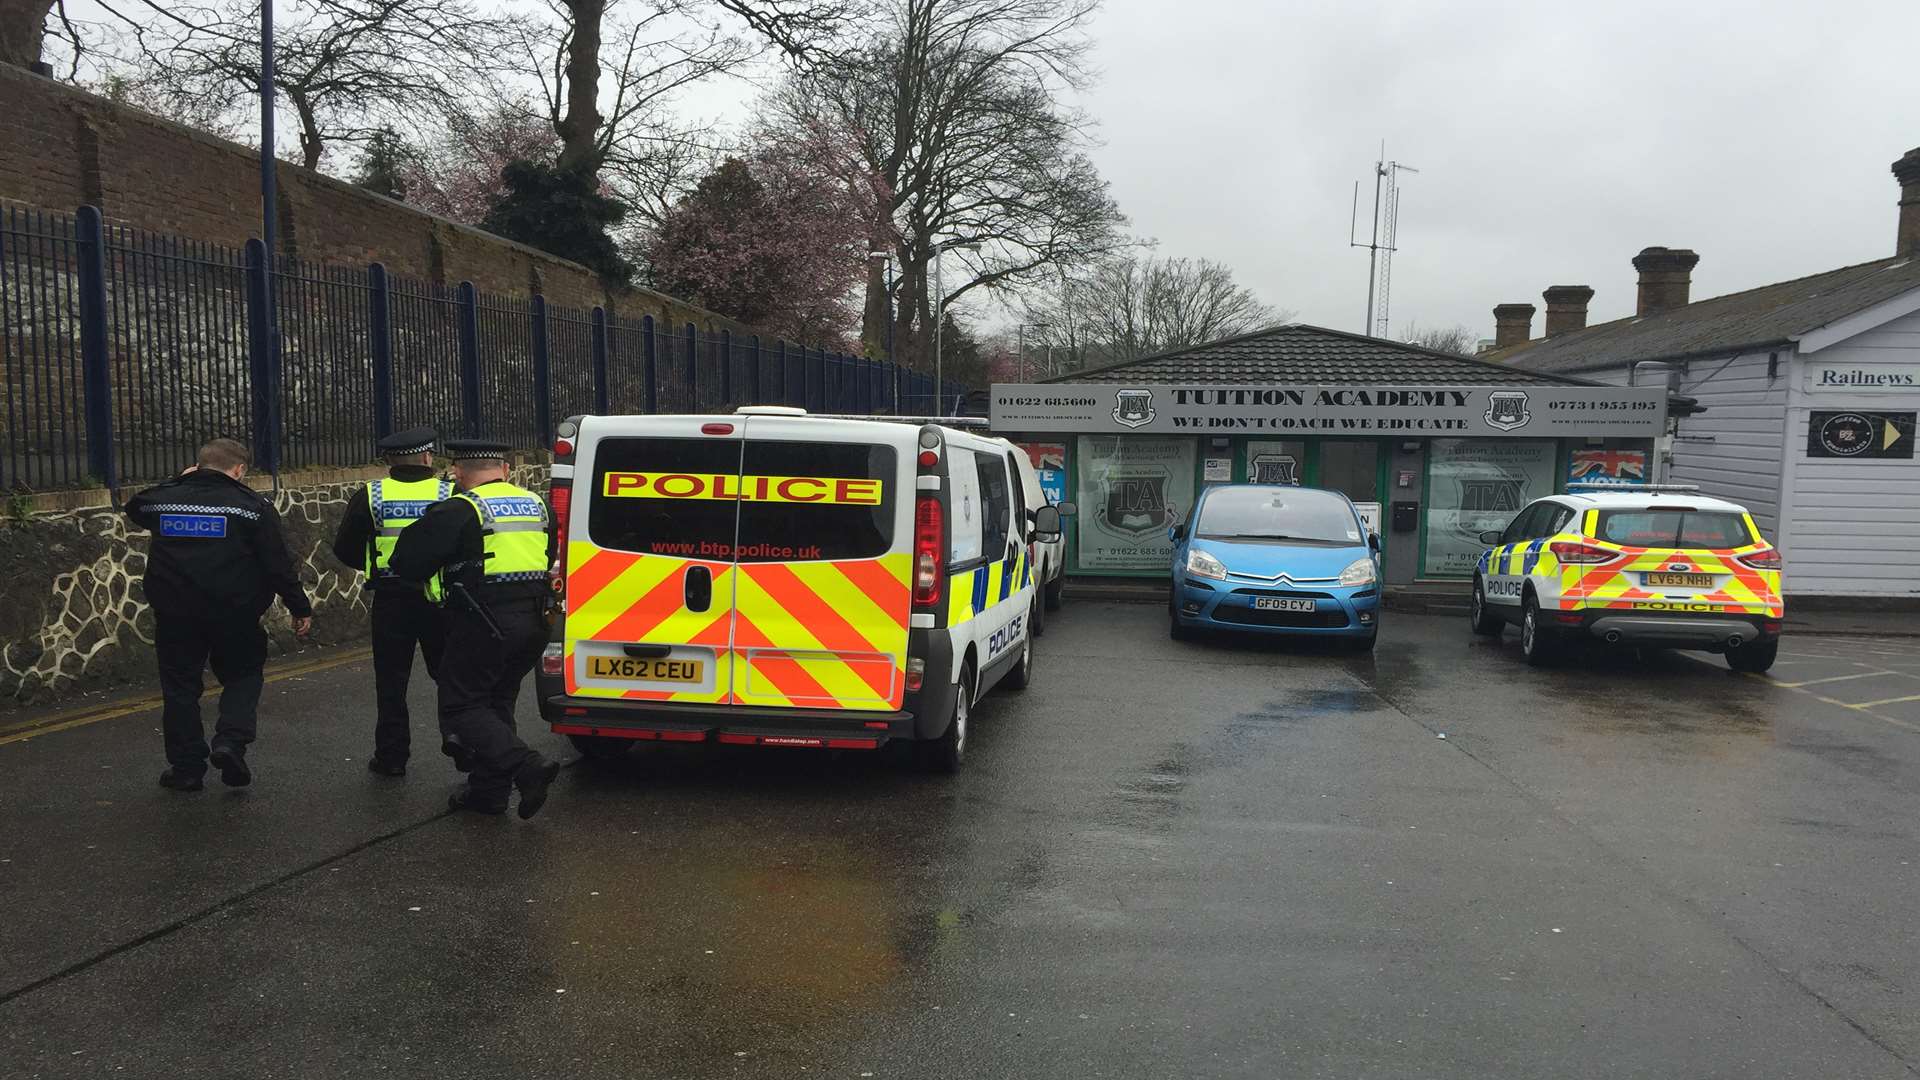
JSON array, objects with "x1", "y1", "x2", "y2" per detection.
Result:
[{"x1": 1064, "y1": 0, "x2": 1920, "y2": 341}]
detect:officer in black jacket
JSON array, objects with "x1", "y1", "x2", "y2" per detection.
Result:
[
  {"x1": 331, "y1": 427, "x2": 450, "y2": 776},
  {"x1": 124, "y1": 438, "x2": 312, "y2": 791},
  {"x1": 389, "y1": 438, "x2": 561, "y2": 819}
]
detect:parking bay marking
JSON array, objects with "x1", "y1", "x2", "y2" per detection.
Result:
[
  {"x1": 1682, "y1": 653, "x2": 1920, "y2": 735},
  {"x1": 0, "y1": 648, "x2": 373, "y2": 747}
]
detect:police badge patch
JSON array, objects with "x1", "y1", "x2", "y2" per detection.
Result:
[
  {"x1": 1483, "y1": 390, "x2": 1532, "y2": 432},
  {"x1": 1112, "y1": 388, "x2": 1156, "y2": 429}
]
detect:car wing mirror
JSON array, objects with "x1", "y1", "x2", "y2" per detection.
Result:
[
  {"x1": 1169, "y1": 520, "x2": 1187, "y2": 541},
  {"x1": 1055, "y1": 500, "x2": 1078, "y2": 516},
  {"x1": 1031, "y1": 504, "x2": 1063, "y2": 543},
  {"x1": 1478, "y1": 530, "x2": 1503, "y2": 545},
  {"x1": 1368, "y1": 531, "x2": 1381, "y2": 552}
]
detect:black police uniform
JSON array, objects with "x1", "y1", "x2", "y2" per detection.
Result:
[
  {"x1": 125, "y1": 467, "x2": 312, "y2": 788},
  {"x1": 331, "y1": 427, "x2": 450, "y2": 774},
  {"x1": 388, "y1": 439, "x2": 560, "y2": 817}
]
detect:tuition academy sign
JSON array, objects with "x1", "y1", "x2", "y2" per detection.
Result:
[{"x1": 990, "y1": 383, "x2": 1669, "y2": 438}]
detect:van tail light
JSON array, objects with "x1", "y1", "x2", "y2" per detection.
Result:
[
  {"x1": 548, "y1": 481, "x2": 573, "y2": 599},
  {"x1": 1549, "y1": 541, "x2": 1617, "y2": 565},
  {"x1": 1739, "y1": 547, "x2": 1783, "y2": 571},
  {"x1": 905, "y1": 657, "x2": 925, "y2": 691},
  {"x1": 541, "y1": 643, "x2": 564, "y2": 677},
  {"x1": 913, "y1": 496, "x2": 943, "y2": 605}
]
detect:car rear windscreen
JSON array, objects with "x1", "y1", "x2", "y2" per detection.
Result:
[
  {"x1": 587, "y1": 436, "x2": 896, "y2": 562},
  {"x1": 1592, "y1": 509, "x2": 1753, "y2": 549}
]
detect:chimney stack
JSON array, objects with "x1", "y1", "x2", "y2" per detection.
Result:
[
  {"x1": 1632, "y1": 247, "x2": 1699, "y2": 318},
  {"x1": 1895, "y1": 146, "x2": 1920, "y2": 258},
  {"x1": 1542, "y1": 285, "x2": 1595, "y2": 337},
  {"x1": 1492, "y1": 303, "x2": 1536, "y2": 349}
]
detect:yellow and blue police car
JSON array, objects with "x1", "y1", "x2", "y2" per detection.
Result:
[{"x1": 1468, "y1": 484, "x2": 1786, "y2": 672}]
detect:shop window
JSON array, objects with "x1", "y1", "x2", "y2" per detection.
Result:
[
  {"x1": 1422, "y1": 439, "x2": 1558, "y2": 577},
  {"x1": 1318, "y1": 440, "x2": 1381, "y2": 501}
]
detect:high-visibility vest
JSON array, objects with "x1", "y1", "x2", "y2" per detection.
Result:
[
  {"x1": 428, "y1": 481, "x2": 549, "y2": 601},
  {"x1": 367, "y1": 476, "x2": 452, "y2": 579}
]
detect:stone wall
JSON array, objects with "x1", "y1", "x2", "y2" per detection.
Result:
[
  {"x1": 0, "y1": 463, "x2": 549, "y2": 705},
  {"x1": 0, "y1": 63, "x2": 738, "y2": 326}
]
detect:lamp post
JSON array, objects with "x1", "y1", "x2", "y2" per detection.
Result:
[
  {"x1": 869, "y1": 249, "x2": 896, "y2": 409},
  {"x1": 932, "y1": 238, "x2": 979, "y2": 414},
  {"x1": 260, "y1": 0, "x2": 276, "y2": 258}
]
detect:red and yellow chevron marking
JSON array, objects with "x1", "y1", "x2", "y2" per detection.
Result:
[
  {"x1": 1556, "y1": 543, "x2": 1782, "y2": 617},
  {"x1": 732, "y1": 553, "x2": 911, "y2": 711},
  {"x1": 562, "y1": 541, "x2": 912, "y2": 712},
  {"x1": 562, "y1": 542, "x2": 738, "y2": 704}
]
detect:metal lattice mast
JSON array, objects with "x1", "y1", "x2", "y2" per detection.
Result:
[{"x1": 1351, "y1": 151, "x2": 1418, "y2": 338}]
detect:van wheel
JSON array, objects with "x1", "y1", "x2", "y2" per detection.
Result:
[
  {"x1": 1030, "y1": 588, "x2": 1047, "y2": 637},
  {"x1": 1727, "y1": 639, "x2": 1779, "y2": 674},
  {"x1": 1470, "y1": 578, "x2": 1504, "y2": 637},
  {"x1": 568, "y1": 734, "x2": 631, "y2": 763},
  {"x1": 1044, "y1": 572, "x2": 1065, "y2": 612},
  {"x1": 1520, "y1": 597, "x2": 1560, "y2": 667},
  {"x1": 1004, "y1": 616, "x2": 1034, "y2": 691},
  {"x1": 919, "y1": 665, "x2": 972, "y2": 774}
]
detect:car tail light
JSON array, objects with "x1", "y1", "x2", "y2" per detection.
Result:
[
  {"x1": 1739, "y1": 547, "x2": 1783, "y2": 570},
  {"x1": 1549, "y1": 540, "x2": 1617, "y2": 565},
  {"x1": 548, "y1": 481, "x2": 572, "y2": 599},
  {"x1": 541, "y1": 643, "x2": 564, "y2": 677},
  {"x1": 914, "y1": 496, "x2": 943, "y2": 605}
]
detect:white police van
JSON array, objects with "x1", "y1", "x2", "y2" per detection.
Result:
[{"x1": 537, "y1": 407, "x2": 1061, "y2": 772}]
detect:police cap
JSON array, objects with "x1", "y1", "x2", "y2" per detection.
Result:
[
  {"x1": 444, "y1": 437, "x2": 514, "y2": 462},
  {"x1": 376, "y1": 427, "x2": 438, "y2": 456}
]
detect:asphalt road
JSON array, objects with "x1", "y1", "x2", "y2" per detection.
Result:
[{"x1": 2, "y1": 605, "x2": 1918, "y2": 1079}]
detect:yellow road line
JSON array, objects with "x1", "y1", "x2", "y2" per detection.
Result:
[
  {"x1": 1850, "y1": 693, "x2": 1920, "y2": 709},
  {"x1": 1774, "y1": 670, "x2": 1900, "y2": 688},
  {"x1": 0, "y1": 648, "x2": 372, "y2": 747}
]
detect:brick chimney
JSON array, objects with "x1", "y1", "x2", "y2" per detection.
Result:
[
  {"x1": 1632, "y1": 247, "x2": 1699, "y2": 317},
  {"x1": 1492, "y1": 303, "x2": 1536, "y2": 349},
  {"x1": 1895, "y1": 146, "x2": 1920, "y2": 257},
  {"x1": 1542, "y1": 285, "x2": 1595, "y2": 337}
]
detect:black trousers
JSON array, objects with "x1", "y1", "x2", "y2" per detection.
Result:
[
  {"x1": 369, "y1": 586, "x2": 448, "y2": 762},
  {"x1": 437, "y1": 597, "x2": 548, "y2": 802},
  {"x1": 154, "y1": 611, "x2": 268, "y2": 772}
]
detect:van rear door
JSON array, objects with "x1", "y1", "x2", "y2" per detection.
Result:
[
  {"x1": 728, "y1": 416, "x2": 913, "y2": 712},
  {"x1": 564, "y1": 417, "x2": 742, "y2": 704}
]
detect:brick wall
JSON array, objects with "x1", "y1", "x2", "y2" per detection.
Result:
[{"x1": 0, "y1": 63, "x2": 736, "y2": 326}]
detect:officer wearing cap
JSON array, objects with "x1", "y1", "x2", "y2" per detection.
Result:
[
  {"x1": 331, "y1": 427, "x2": 451, "y2": 776},
  {"x1": 124, "y1": 438, "x2": 313, "y2": 792},
  {"x1": 388, "y1": 438, "x2": 561, "y2": 818}
]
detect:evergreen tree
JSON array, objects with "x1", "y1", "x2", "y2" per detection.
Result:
[
  {"x1": 480, "y1": 159, "x2": 632, "y2": 284},
  {"x1": 354, "y1": 128, "x2": 410, "y2": 199}
]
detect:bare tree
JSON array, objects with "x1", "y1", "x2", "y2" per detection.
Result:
[
  {"x1": 774, "y1": 0, "x2": 1128, "y2": 369},
  {"x1": 1021, "y1": 251, "x2": 1287, "y2": 373},
  {"x1": 87, "y1": 0, "x2": 515, "y2": 168},
  {"x1": 1401, "y1": 322, "x2": 1481, "y2": 357},
  {"x1": 1, "y1": 0, "x2": 58, "y2": 69}
]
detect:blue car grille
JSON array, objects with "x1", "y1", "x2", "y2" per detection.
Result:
[
  {"x1": 1214, "y1": 606, "x2": 1351, "y2": 629},
  {"x1": 1229, "y1": 588, "x2": 1335, "y2": 599}
]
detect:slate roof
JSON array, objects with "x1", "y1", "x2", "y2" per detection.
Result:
[
  {"x1": 1047, "y1": 323, "x2": 1595, "y2": 386},
  {"x1": 1490, "y1": 255, "x2": 1920, "y2": 374}
]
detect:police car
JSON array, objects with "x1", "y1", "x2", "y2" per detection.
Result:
[
  {"x1": 1468, "y1": 484, "x2": 1786, "y2": 672},
  {"x1": 535, "y1": 407, "x2": 1059, "y2": 772}
]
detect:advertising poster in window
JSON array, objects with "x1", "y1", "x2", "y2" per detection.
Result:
[
  {"x1": 1018, "y1": 442, "x2": 1068, "y2": 504},
  {"x1": 1075, "y1": 436, "x2": 1196, "y2": 571},
  {"x1": 1568, "y1": 447, "x2": 1648, "y2": 485},
  {"x1": 1422, "y1": 439, "x2": 1557, "y2": 577},
  {"x1": 1244, "y1": 440, "x2": 1304, "y2": 485}
]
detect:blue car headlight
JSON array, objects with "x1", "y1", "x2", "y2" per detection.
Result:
[
  {"x1": 1185, "y1": 549, "x2": 1227, "y2": 581},
  {"x1": 1339, "y1": 557, "x2": 1377, "y2": 587}
]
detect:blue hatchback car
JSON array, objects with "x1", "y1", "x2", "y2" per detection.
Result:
[{"x1": 1168, "y1": 484, "x2": 1382, "y2": 649}]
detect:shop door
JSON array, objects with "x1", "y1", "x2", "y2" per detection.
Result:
[{"x1": 1317, "y1": 440, "x2": 1383, "y2": 539}]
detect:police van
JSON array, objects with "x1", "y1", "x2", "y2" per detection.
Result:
[{"x1": 535, "y1": 407, "x2": 1061, "y2": 772}]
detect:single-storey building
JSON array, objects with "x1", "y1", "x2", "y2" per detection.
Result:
[
  {"x1": 988, "y1": 324, "x2": 1668, "y2": 586},
  {"x1": 1485, "y1": 144, "x2": 1920, "y2": 598}
]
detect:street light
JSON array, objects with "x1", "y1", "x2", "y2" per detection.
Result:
[
  {"x1": 869, "y1": 249, "x2": 896, "y2": 410},
  {"x1": 932, "y1": 238, "x2": 979, "y2": 414},
  {"x1": 1017, "y1": 322, "x2": 1050, "y2": 382}
]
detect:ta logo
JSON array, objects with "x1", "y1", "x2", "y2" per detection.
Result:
[
  {"x1": 1484, "y1": 390, "x2": 1532, "y2": 432},
  {"x1": 1112, "y1": 388, "x2": 1156, "y2": 429}
]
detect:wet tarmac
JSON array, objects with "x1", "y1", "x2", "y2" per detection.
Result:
[{"x1": 1, "y1": 604, "x2": 1917, "y2": 1078}]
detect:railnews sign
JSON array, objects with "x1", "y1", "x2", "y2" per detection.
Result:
[{"x1": 989, "y1": 383, "x2": 1668, "y2": 438}]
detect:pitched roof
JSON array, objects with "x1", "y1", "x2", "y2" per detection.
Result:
[
  {"x1": 1047, "y1": 323, "x2": 1595, "y2": 386},
  {"x1": 1491, "y1": 256, "x2": 1920, "y2": 373}
]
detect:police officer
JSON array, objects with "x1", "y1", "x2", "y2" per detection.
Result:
[
  {"x1": 124, "y1": 438, "x2": 313, "y2": 791},
  {"x1": 388, "y1": 438, "x2": 561, "y2": 818},
  {"x1": 331, "y1": 427, "x2": 451, "y2": 776}
]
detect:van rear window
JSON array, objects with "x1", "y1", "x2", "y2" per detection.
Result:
[
  {"x1": 586, "y1": 436, "x2": 895, "y2": 562},
  {"x1": 1592, "y1": 509, "x2": 1753, "y2": 549}
]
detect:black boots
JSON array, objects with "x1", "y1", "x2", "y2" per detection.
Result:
[
  {"x1": 158, "y1": 768, "x2": 205, "y2": 792},
  {"x1": 366, "y1": 756, "x2": 407, "y2": 777},
  {"x1": 513, "y1": 758, "x2": 562, "y2": 820},
  {"x1": 208, "y1": 745, "x2": 252, "y2": 788}
]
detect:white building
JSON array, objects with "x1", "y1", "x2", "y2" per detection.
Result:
[{"x1": 1487, "y1": 145, "x2": 1920, "y2": 599}]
